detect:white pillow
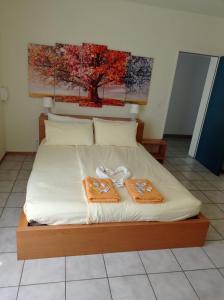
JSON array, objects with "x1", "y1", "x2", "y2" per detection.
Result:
[
  {"x1": 45, "y1": 120, "x2": 94, "y2": 145},
  {"x1": 48, "y1": 113, "x2": 92, "y2": 124},
  {"x1": 93, "y1": 118, "x2": 138, "y2": 147}
]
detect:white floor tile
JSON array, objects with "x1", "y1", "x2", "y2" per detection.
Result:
[
  {"x1": 17, "y1": 170, "x2": 31, "y2": 180},
  {"x1": 21, "y1": 162, "x2": 33, "y2": 171},
  {"x1": 139, "y1": 249, "x2": 181, "y2": 273},
  {"x1": 104, "y1": 252, "x2": 145, "y2": 277},
  {"x1": 0, "y1": 170, "x2": 19, "y2": 181},
  {"x1": 149, "y1": 272, "x2": 198, "y2": 300},
  {"x1": 163, "y1": 162, "x2": 177, "y2": 171},
  {"x1": 0, "y1": 253, "x2": 23, "y2": 287},
  {"x1": 0, "y1": 181, "x2": 14, "y2": 193},
  {"x1": 109, "y1": 275, "x2": 155, "y2": 300},
  {"x1": 190, "y1": 191, "x2": 211, "y2": 203},
  {"x1": 24, "y1": 155, "x2": 35, "y2": 162},
  {"x1": 217, "y1": 203, "x2": 224, "y2": 212},
  {"x1": 203, "y1": 191, "x2": 224, "y2": 203},
  {"x1": 191, "y1": 164, "x2": 209, "y2": 172},
  {"x1": 0, "y1": 286, "x2": 18, "y2": 300},
  {"x1": 66, "y1": 279, "x2": 111, "y2": 300},
  {"x1": 170, "y1": 171, "x2": 186, "y2": 181},
  {"x1": 6, "y1": 193, "x2": 25, "y2": 208},
  {"x1": 206, "y1": 225, "x2": 223, "y2": 241},
  {"x1": 201, "y1": 204, "x2": 224, "y2": 219},
  {"x1": 172, "y1": 247, "x2": 215, "y2": 270},
  {"x1": 0, "y1": 193, "x2": 9, "y2": 207},
  {"x1": 175, "y1": 165, "x2": 194, "y2": 172},
  {"x1": 203, "y1": 241, "x2": 224, "y2": 267},
  {"x1": 211, "y1": 220, "x2": 224, "y2": 237},
  {"x1": 193, "y1": 181, "x2": 217, "y2": 191},
  {"x1": 21, "y1": 257, "x2": 65, "y2": 285},
  {"x1": 12, "y1": 181, "x2": 27, "y2": 193},
  {"x1": 198, "y1": 172, "x2": 223, "y2": 181},
  {"x1": 0, "y1": 161, "x2": 22, "y2": 170},
  {"x1": 18, "y1": 282, "x2": 65, "y2": 300},
  {"x1": 0, "y1": 228, "x2": 16, "y2": 252},
  {"x1": 186, "y1": 269, "x2": 224, "y2": 300},
  {"x1": 167, "y1": 158, "x2": 186, "y2": 165},
  {"x1": 181, "y1": 171, "x2": 203, "y2": 180},
  {"x1": 66, "y1": 254, "x2": 106, "y2": 281},
  {"x1": 181, "y1": 158, "x2": 200, "y2": 165},
  {"x1": 0, "y1": 208, "x2": 21, "y2": 227},
  {"x1": 180, "y1": 180, "x2": 197, "y2": 190},
  {"x1": 5, "y1": 154, "x2": 25, "y2": 162},
  {"x1": 211, "y1": 180, "x2": 224, "y2": 190}
]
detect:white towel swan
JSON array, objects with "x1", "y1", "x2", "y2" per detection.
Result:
[{"x1": 96, "y1": 166, "x2": 131, "y2": 188}]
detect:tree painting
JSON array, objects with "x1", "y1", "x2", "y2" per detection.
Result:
[
  {"x1": 125, "y1": 56, "x2": 153, "y2": 104},
  {"x1": 54, "y1": 44, "x2": 81, "y2": 100},
  {"x1": 28, "y1": 43, "x2": 154, "y2": 107},
  {"x1": 28, "y1": 44, "x2": 56, "y2": 97}
]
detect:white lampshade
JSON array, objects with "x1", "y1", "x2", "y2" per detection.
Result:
[
  {"x1": 0, "y1": 87, "x2": 8, "y2": 101},
  {"x1": 42, "y1": 97, "x2": 54, "y2": 113},
  {"x1": 129, "y1": 104, "x2": 139, "y2": 114},
  {"x1": 43, "y1": 97, "x2": 53, "y2": 108}
]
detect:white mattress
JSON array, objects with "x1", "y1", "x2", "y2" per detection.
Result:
[{"x1": 24, "y1": 142, "x2": 201, "y2": 225}]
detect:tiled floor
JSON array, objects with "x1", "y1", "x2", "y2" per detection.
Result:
[{"x1": 1, "y1": 138, "x2": 224, "y2": 299}]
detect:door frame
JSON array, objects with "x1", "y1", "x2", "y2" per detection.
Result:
[{"x1": 189, "y1": 57, "x2": 219, "y2": 157}]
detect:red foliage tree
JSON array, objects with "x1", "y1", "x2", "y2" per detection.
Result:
[
  {"x1": 29, "y1": 43, "x2": 129, "y2": 104},
  {"x1": 28, "y1": 44, "x2": 55, "y2": 80}
]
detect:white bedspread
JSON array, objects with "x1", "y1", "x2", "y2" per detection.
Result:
[{"x1": 24, "y1": 142, "x2": 201, "y2": 225}]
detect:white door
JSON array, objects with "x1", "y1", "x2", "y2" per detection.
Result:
[{"x1": 189, "y1": 57, "x2": 219, "y2": 157}]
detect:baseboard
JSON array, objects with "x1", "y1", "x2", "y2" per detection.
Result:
[
  {"x1": 164, "y1": 134, "x2": 192, "y2": 139},
  {"x1": 6, "y1": 151, "x2": 36, "y2": 155}
]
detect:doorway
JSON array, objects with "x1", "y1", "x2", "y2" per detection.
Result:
[
  {"x1": 164, "y1": 52, "x2": 211, "y2": 139},
  {"x1": 164, "y1": 51, "x2": 215, "y2": 161}
]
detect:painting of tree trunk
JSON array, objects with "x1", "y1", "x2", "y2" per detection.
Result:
[{"x1": 28, "y1": 43, "x2": 154, "y2": 108}]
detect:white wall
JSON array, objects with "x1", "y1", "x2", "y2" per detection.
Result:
[
  {"x1": 165, "y1": 53, "x2": 210, "y2": 135},
  {"x1": 1, "y1": 0, "x2": 224, "y2": 151}
]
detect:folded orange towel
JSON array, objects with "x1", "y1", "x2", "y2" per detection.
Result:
[
  {"x1": 125, "y1": 179, "x2": 164, "y2": 203},
  {"x1": 83, "y1": 176, "x2": 120, "y2": 203}
]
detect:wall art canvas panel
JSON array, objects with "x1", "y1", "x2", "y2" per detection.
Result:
[
  {"x1": 54, "y1": 43, "x2": 81, "y2": 103},
  {"x1": 78, "y1": 43, "x2": 107, "y2": 107},
  {"x1": 28, "y1": 44, "x2": 55, "y2": 97},
  {"x1": 125, "y1": 56, "x2": 154, "y2": 104},
  {"x1": 102, "y1": 49, "x2": 130, "y2": 106},
  {"x1": 28, "y1": 42, "x2": 154, "y2": 108}
]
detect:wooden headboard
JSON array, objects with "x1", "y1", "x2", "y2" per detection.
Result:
[{"x1": 39, "y1": 113, "x2": 144, "y2": 144}]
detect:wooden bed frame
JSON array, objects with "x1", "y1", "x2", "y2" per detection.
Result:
[{"x1": 16, "y1": 113, "x2": 209, "y2": 260}]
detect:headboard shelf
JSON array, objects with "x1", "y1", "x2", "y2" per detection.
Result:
[{"x1": 39, "y1": 113, "x2": 144, "y2": 144}]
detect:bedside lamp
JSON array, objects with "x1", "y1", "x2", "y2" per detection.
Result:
[
  {"x1": 129, "y1": 104, "x2": 139, "y2": 120},
  {"x1": 43, "y1": 97, "x2": 54, "y2": 113}
]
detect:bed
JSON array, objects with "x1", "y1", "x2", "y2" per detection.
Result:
[{"x1": 16, "y1": 113, "x2": 209, "y2": 259}]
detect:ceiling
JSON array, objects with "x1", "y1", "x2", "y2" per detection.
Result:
[{"x1": 125, "y1": 0, "x2": 224, "y2": 18}]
